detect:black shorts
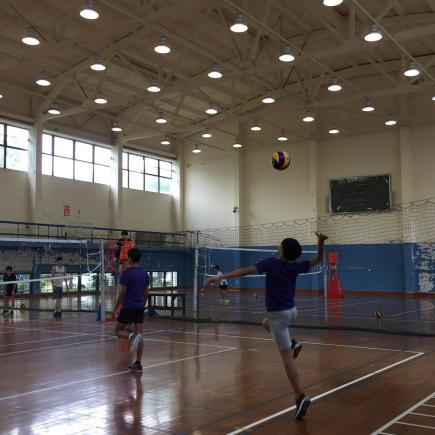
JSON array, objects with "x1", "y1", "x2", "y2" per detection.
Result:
[
  {"x1": 117, "y1": 307, "x2": 144, "y2": 324},
  {"x1": 4, "y1": 288, "x2": 14, "y2": 297},
  {"x1": 219, "y1": 283, "x2": 228, "y2": 290},
  {"x1": 53, "y1": 287, "x2": 63, "y2": 299}
]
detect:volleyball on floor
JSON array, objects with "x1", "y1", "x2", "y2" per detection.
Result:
[{"x1": 272, "y1": 151, "x2": 290, "y2": 170}]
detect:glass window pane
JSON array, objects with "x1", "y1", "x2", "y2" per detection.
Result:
[
  {"x1": 42, "y1": 134, "x2": 52, "y2": 154},
  {"x1": 75, "y1": 142, "x2": 93, "y2": 162},
  {"x1": 122, "y1": 170, "x2": 128, "y2": 188},
  {"x1": 54, "y1": 136, "x2": 73, "y2": 158},
  {"x1": 6, "y1": 148, "x2": 28, "y2": 171},
  {"x1": 75, "y1": 161, "x2": 93, "y2": 182},
  {"x1": 145, "y1": 157, "x2": 158, "y2": 175},
  {"x1": 122, "y1": 152, "x2": 128, "y2": 169},
  {"x1": 0, "y1": 124, "x2": 4, "y2": 145},
  {"x1": 165, "y1": 272, "x2": 173, "y2": 287},
  {"x1": 129, "y1": 171, "x2": 144, "y2": 190},
  {"x1": 159, "y1": 161, "x2": 172, "y2": 178},
  {"x1": 6, "y1": 125, "x2": 28, "y2": 150},
  {"x1": 129, "y1": 154, "x2": 144, "y2": 173},
  {"x1": 53, "y1": 156, "x2": 73, "y2": 179},
  {"x1": 94, "y1": 164, "x2": 111, "y2": 185},
  {"x1": 94, "y1": 146, "x2": 111, "y2": 166},
  {"x1": 173, "y1": 272, "x2": 178, "y2": 287},
  {"x1": 145, "y1": 175, "x2": 159, "y2": 192},
  {"x1": 42, "y1": 154, "x2": 52, "y2": 175},
  {"x1": 159, "y1": 177, "x2": 172, "y2": 194},
  {"x1": 0, "y1": 145, "x2": 4, "y2": 167}
]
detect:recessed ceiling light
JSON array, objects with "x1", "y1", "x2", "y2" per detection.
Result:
[
  {"x1": 36, "y1": 71, "x2": 51, "y2": 86},
  {"x1": 233, "y1": 137, "x2": 242, "y2": 148},
  {"x1": 94, "y1": 90, "x2": 107, "y2": 104},
  {"x1": 251, "y1": 117, "x2": 261, "y2": 131},
  {"x1": 329, "y1": 125, "x2": 340, "y2": 134},
  {"x1": 161, "y1": 135, "x2": 171, "y2": 145},
  {"x1": 90, "y1": 54, "x2": 106, "y2": 71},
  {"x1": 364, "y1": 23, "x2": 382, "y2": 42},
  {"x1": 111, "y1": 121, "x2": 122, "y2": 132},
  {"x1": 385, "y1": 113, "x2": 398, "y2": 126},
  {"x1": 22, "y1": 26, "x2": 40, "y2": 46},
  {"x1": 262, "y1": 90, "x2": 275, "y2": 104},
  {"x1": 328, "y1": 78, "x2": 342, "y2": 92},
  {"x1": 208, "y1": 63, "x2": 222, "y2": 79},
  {"x1": 302, "y1": 111, "x2": 315, "y2": 122},
  {"x1": 47, "y1": 102, "x2": 61, "y2": 115},
  {"x1": 154, "y1": 36, "x2": 170, "y2": 54},
  {"x1": 80, "y1": 0, "x2": 99, "y2": 20},
  {"x1": 205, "y1": 102, "x2": 218, "y2": 115},
  {"x1": 279, "y1": 45, "x2": 295, "y2": 62},
  {"x1": 230, "y1": 13, "x2": 248, "y2": 33},
  {"x1": 404, "y1": 61, "x2": 420, "y2": 77}
]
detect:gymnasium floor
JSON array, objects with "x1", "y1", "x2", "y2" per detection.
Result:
[{"x1": 0, "y1": 311, "x2": 433, "y2": 434}]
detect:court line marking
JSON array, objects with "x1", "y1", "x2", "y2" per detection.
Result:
[
  {"x1": 0, "y1": 337, "x2": 116, "y2": 357},
  {"x1": 423, "y1": 404, "x2": 435, "y2": 408},
  {"x1": 0, "y1": 347, "x2": 238, "y2": 402},
  {"x1": 228, "y1": 352, "x2": 425, "y2": 435},
  {"x1": 391, "y1": 305, "x2": 435, "y2": 317},
  {"x1": 141, "y1": 337, "x2": 235, "y2": 350},
  {"x1": 371, "y1": 392, "x2": 435, "y2": 435},
  {"x1": 410, "y1": 411, "x2": 435, "y2": 418},
  {"x1": 395, "y1": 421, "x2": 435, "y2": 430},
  {"x1": 0, "y1": 324, "x2": 96, "y2": 336}
]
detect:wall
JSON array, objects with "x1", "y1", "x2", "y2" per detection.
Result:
[{"x1": 0, "y1": 169, "x2": 29, "y2": 221}]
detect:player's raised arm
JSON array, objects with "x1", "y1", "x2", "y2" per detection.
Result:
[
  {"x1": 309, "y1": 233, "x2": 328, "y2": 267},
  {"x1": 205, "y1": 265, "x2": 257, "y2": 287}
]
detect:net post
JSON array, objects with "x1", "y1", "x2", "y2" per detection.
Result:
[
  {"x1": 100, "y1": 239, "x2": 105, "y2": 322},
  {"x1": 323, "y1": 256, "x2": 328, "y2": 299},
  {"x1": 193, "y1": 231, "x2": 199, "y2": 319}
]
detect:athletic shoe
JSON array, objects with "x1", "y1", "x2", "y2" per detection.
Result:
[
  {"x1": 128, "y1": 361, "x2": 143, "y2": 373},
  {"x1": 295, "y1": 394, "x2": 311, "y2": 420},
  {"x1": 224, "y1": 298, "x2": 230, "y2": 304},
  {"x1": 291, "y1": 339, "x2": 302, "y2": 360},
  {"x1": 53, "y1": 311, "x2": 60, "y2": 318},
  {"x1": 9, "y1": 310, "x2": 13, "y2": 317},
  {"x1": 2, "y1": 310, "x2": 8, "y2": 316},
  {"x1": 129, "y1": 333, "x2": 142, "y2": 353}
]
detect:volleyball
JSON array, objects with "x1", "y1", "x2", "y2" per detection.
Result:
[{"x1": 272, "y1": 151, "x2": 290, "y2": 170}]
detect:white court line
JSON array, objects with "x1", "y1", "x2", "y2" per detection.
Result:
[
  {"x1": 371, "y1": 392, "x2": 435, "y2": 434},
  {"x1": 395, "y1": 421, "x2": 435, "y2": 430},
  {"x1": 0, "y1": 324, "x2": 95, "y2": 336},
  {"x1": 0, "y1": 336, "x2": 89, "y2": 347},
  {"x1": 0, "y1": 347, "x2": 237, "y2": 402},
  {"x1": 423, "y1": 404, "x2": 435, "y2": 408},
  {"x1": 141, "y1": 337, "x2": 235, "y2": 349},
  {"x1": 228, "y1": 352, "x2": 425, "y2": 435},
  {"x1": 391, "y1": 305, "x2": 435, "y2": 317},
  {"x1": 410, "y1": 411, "x2": 435, "y2": 418},
  {"x1": 0, "y1": 337, "x2": 116, "y2": 357}
]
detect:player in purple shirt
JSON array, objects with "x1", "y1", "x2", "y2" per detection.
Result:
[
  {"x1": 206, "y1": 232, "x2": 327, "y2": 420},
  {"x1": 114, "y1": 248, "x2": 150, "y2": 373}
]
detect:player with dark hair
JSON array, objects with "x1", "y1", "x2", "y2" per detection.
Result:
[
  {"x1": 2, "y1": 266, "x2": 17, "y2": 316},
  {"x1": 214, "y1": 265, "x2": 229, "y2": 304},
  {"x1": 206, "y1": 232, "x2": 328, "y2": 420},
  {"x1": 113, "y1": 248, "x2": 149, "y2": 373},
  {"x1": 52, "y1": 257, "x2": 68, "y2": 318}
]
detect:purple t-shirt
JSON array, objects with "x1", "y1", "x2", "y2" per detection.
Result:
[
  {"x1": 255, "y1": 257, "x2": 310, "y2": 312},
  {"x1": 119, "y1": 266, "x2": 149, "y2": 308}
]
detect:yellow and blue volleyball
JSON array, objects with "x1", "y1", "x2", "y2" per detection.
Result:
[{"x1": 272, "y1": 151, "x2": 290, "y2": 170}]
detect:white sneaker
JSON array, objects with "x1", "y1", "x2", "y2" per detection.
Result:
[{"x1": 129, "y1": 333, "x2": 142, "y2": 353}]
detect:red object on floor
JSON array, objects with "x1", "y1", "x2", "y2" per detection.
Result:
[{"x1": 327, "y1": 252, "x2": 344, "y2": 298}]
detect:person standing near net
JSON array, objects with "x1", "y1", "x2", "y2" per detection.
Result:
[
  {"x1": 51, "y1": 256, "x2": 69, "y2": 318},
  {"x1": 2, "y1": 266, "x2": 17, "y2": 316},
  {"x1": 206, "y1": 232, "x2": 328, "y2": 420},
  {"x1": 113, "y1": 248, "x2": 149, "y2": 373},
  {"x1": 214, "y1": 265, "x2": 230, "y2": 304}
]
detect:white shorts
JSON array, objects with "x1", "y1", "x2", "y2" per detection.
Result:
[{"x1": 268, "y1": 307, "x2": 298, "y2": 351}]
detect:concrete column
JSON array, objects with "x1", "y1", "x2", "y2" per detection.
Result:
[
  {"x1": 28, "y1": 119, "x2": 43, "y2": 224},
  {"x1": 308, "y1": 139, "x2": 319, "y2": 219},
  {"x1": 109, "y1": 137, "x2": 123, "y2": 230},
  {"x1": 236, "y1": 120, "x2": 249, "y2": 229},
  {"x1": 174, "y1": 139, "x2": 185, "y2": 231}
]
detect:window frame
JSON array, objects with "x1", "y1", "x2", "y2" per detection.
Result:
[{"x1": 0, "y1": 123, "x2": 29, "y2": 172}]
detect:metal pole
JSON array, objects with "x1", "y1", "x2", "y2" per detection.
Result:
[
  {"x1": 193, "y1": 231, "x2": 199, "y2": 319},
  {"x1": 100, "y1": 239, "x2": 105, "y2": 322}
]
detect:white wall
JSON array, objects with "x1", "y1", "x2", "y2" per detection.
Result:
[{"x1": 0, "y1": 170, "x2": 29, "y2": 221}]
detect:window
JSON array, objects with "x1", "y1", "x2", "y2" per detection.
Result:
[
  {"x1": 122, "y1": 151, "x2": 173, "y2": 194},
  {"x1": 42, "y1": 133, "x2": 112, "y2": 185},
  {"x1": 0, "y1": 123, "x2": 29, "y2": 172},
  {"x1": 149, "y1": 271, "x2": 178, "y2": 288}
]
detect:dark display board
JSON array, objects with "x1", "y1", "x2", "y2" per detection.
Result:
[{"x1": 330, "y1": 174, "x2": 391, "y2": 213}]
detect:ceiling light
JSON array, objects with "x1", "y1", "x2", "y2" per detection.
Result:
[
  {"x1": 94, "y1": 90, "x2": 107, "y2": 104},
  {"x1": 230, "y1": 13, "x2": 248, "y2": 33},
  {"x1": 0, "y1": 94, "x2": 3, "y2": 99},
  {"x1": 36, "y1": 71, "x2": 51, "y2": 86},
  {"x1": 302, "y1": 111, "x2": 315, "y2": 122},
  {"x1": 111, "y1": 121, "x2": 122, "y2": 132},
  {"x1": 201, "y1": 127, "x2": 212, "y2": 138},
  {"x1": 329, "y1": 125, "x2": 340, "y2": 134},
  {"x1": 404, "y1": 61, "x2": 420, "y2": 77},
  {"x1": 385, "y1": 113, "x2": 398, "y2": 126},
  {"x1": 328, "y1": 78, "x2": 342, "y2": 92},
  {"x1": 251, "y1": 117, "x2": 261, "y2": 131},
  {"x1": 90, "y1": 54, "x2": 106, "y2": 71},
  {"x1": 323, "y1": 0, "x2": 343, "y2": 6},
  {"x1": 147, "y1": 81, "x2": 161, "y2": 93},
  {"x1": 205, "y1": 102, "x2": 218, "y2": 115},
  {"x1": 154, "y1": 36, "x2": 171, "y2": 54},
  {"x1": 362, "y1": 97, "x2": 375, "y2": 112},
  {"x1": 161, "y1": 135, "x2": 171, "y2": 145},
  {"x1": 364, "y1": 24, "x2": 382, "y2": 42},
  {"x1": 80, "y1": 0, "x2": 99, "y2": 20},
  {"x1": 279, "y1": 45, "x2": 295, "y2": 62},
  {"x1": 208, "y1": 63, "x2": 222, "y2": 79},
  {"x1": 192, "y1": 145, "x2": 202, "y2": 154},
  {"x1": 432, "y1": 96, "x2": 435, "y2": 101},
  {"x1": 233, "y1": 137, "x2": 242, "y2": 148},
  {"x1": 156, "y1": 113, "x2": 167, "y2": 124},
  {"x1": 47, "y1": 102, "x2": 61, "y2": 115},
  {"x1": 262, "y1": 90, "x2": 275, "y2": 104},
  {"x1": 22, "y1": 26, "x2": 40, "y2": 46},
  {"x1": 277, "y1": 130, "x2": 288, "y2": 141}
]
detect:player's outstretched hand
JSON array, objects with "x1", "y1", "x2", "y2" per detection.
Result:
[
  {"x1": 314, "y1": 232, "x2": 328, "y2": 242},
  {"x1": 205, "y1": 276, "x2": 218, "y2": 287}
]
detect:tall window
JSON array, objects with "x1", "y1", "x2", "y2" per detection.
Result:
[
  {"x1": 149, "y1": 271, "x2": 178, "y2": 288},
  {"x1": 0, "y1": 123, "x2": 29, "y2": 172},
  {"x1": 122, "y1": 151, "x2": 173, "y2": 194},
  {"x1": 42, "y1": 134, "x2": 112, "y2": 185}
]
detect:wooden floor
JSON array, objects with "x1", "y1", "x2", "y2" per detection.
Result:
[{"x1": 0, "y1": 311, "x2": 433, "y2": 434}]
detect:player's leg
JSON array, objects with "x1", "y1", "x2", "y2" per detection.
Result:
[
  {"x1": 3, "y1": 293, "x2": 10, "y2": 315},
  {"x1": 116, "y1": 308, "x2": 142, "y2": 355},
  {"x1": 129, "y1": 312, "x2": 144, "y2": 373},
  {"x1": 10, "y1": 291, "x2": 15, "y2": 315},
  {"x1": 262, "y1": 317, "x2": 271, "y2": 332}
]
